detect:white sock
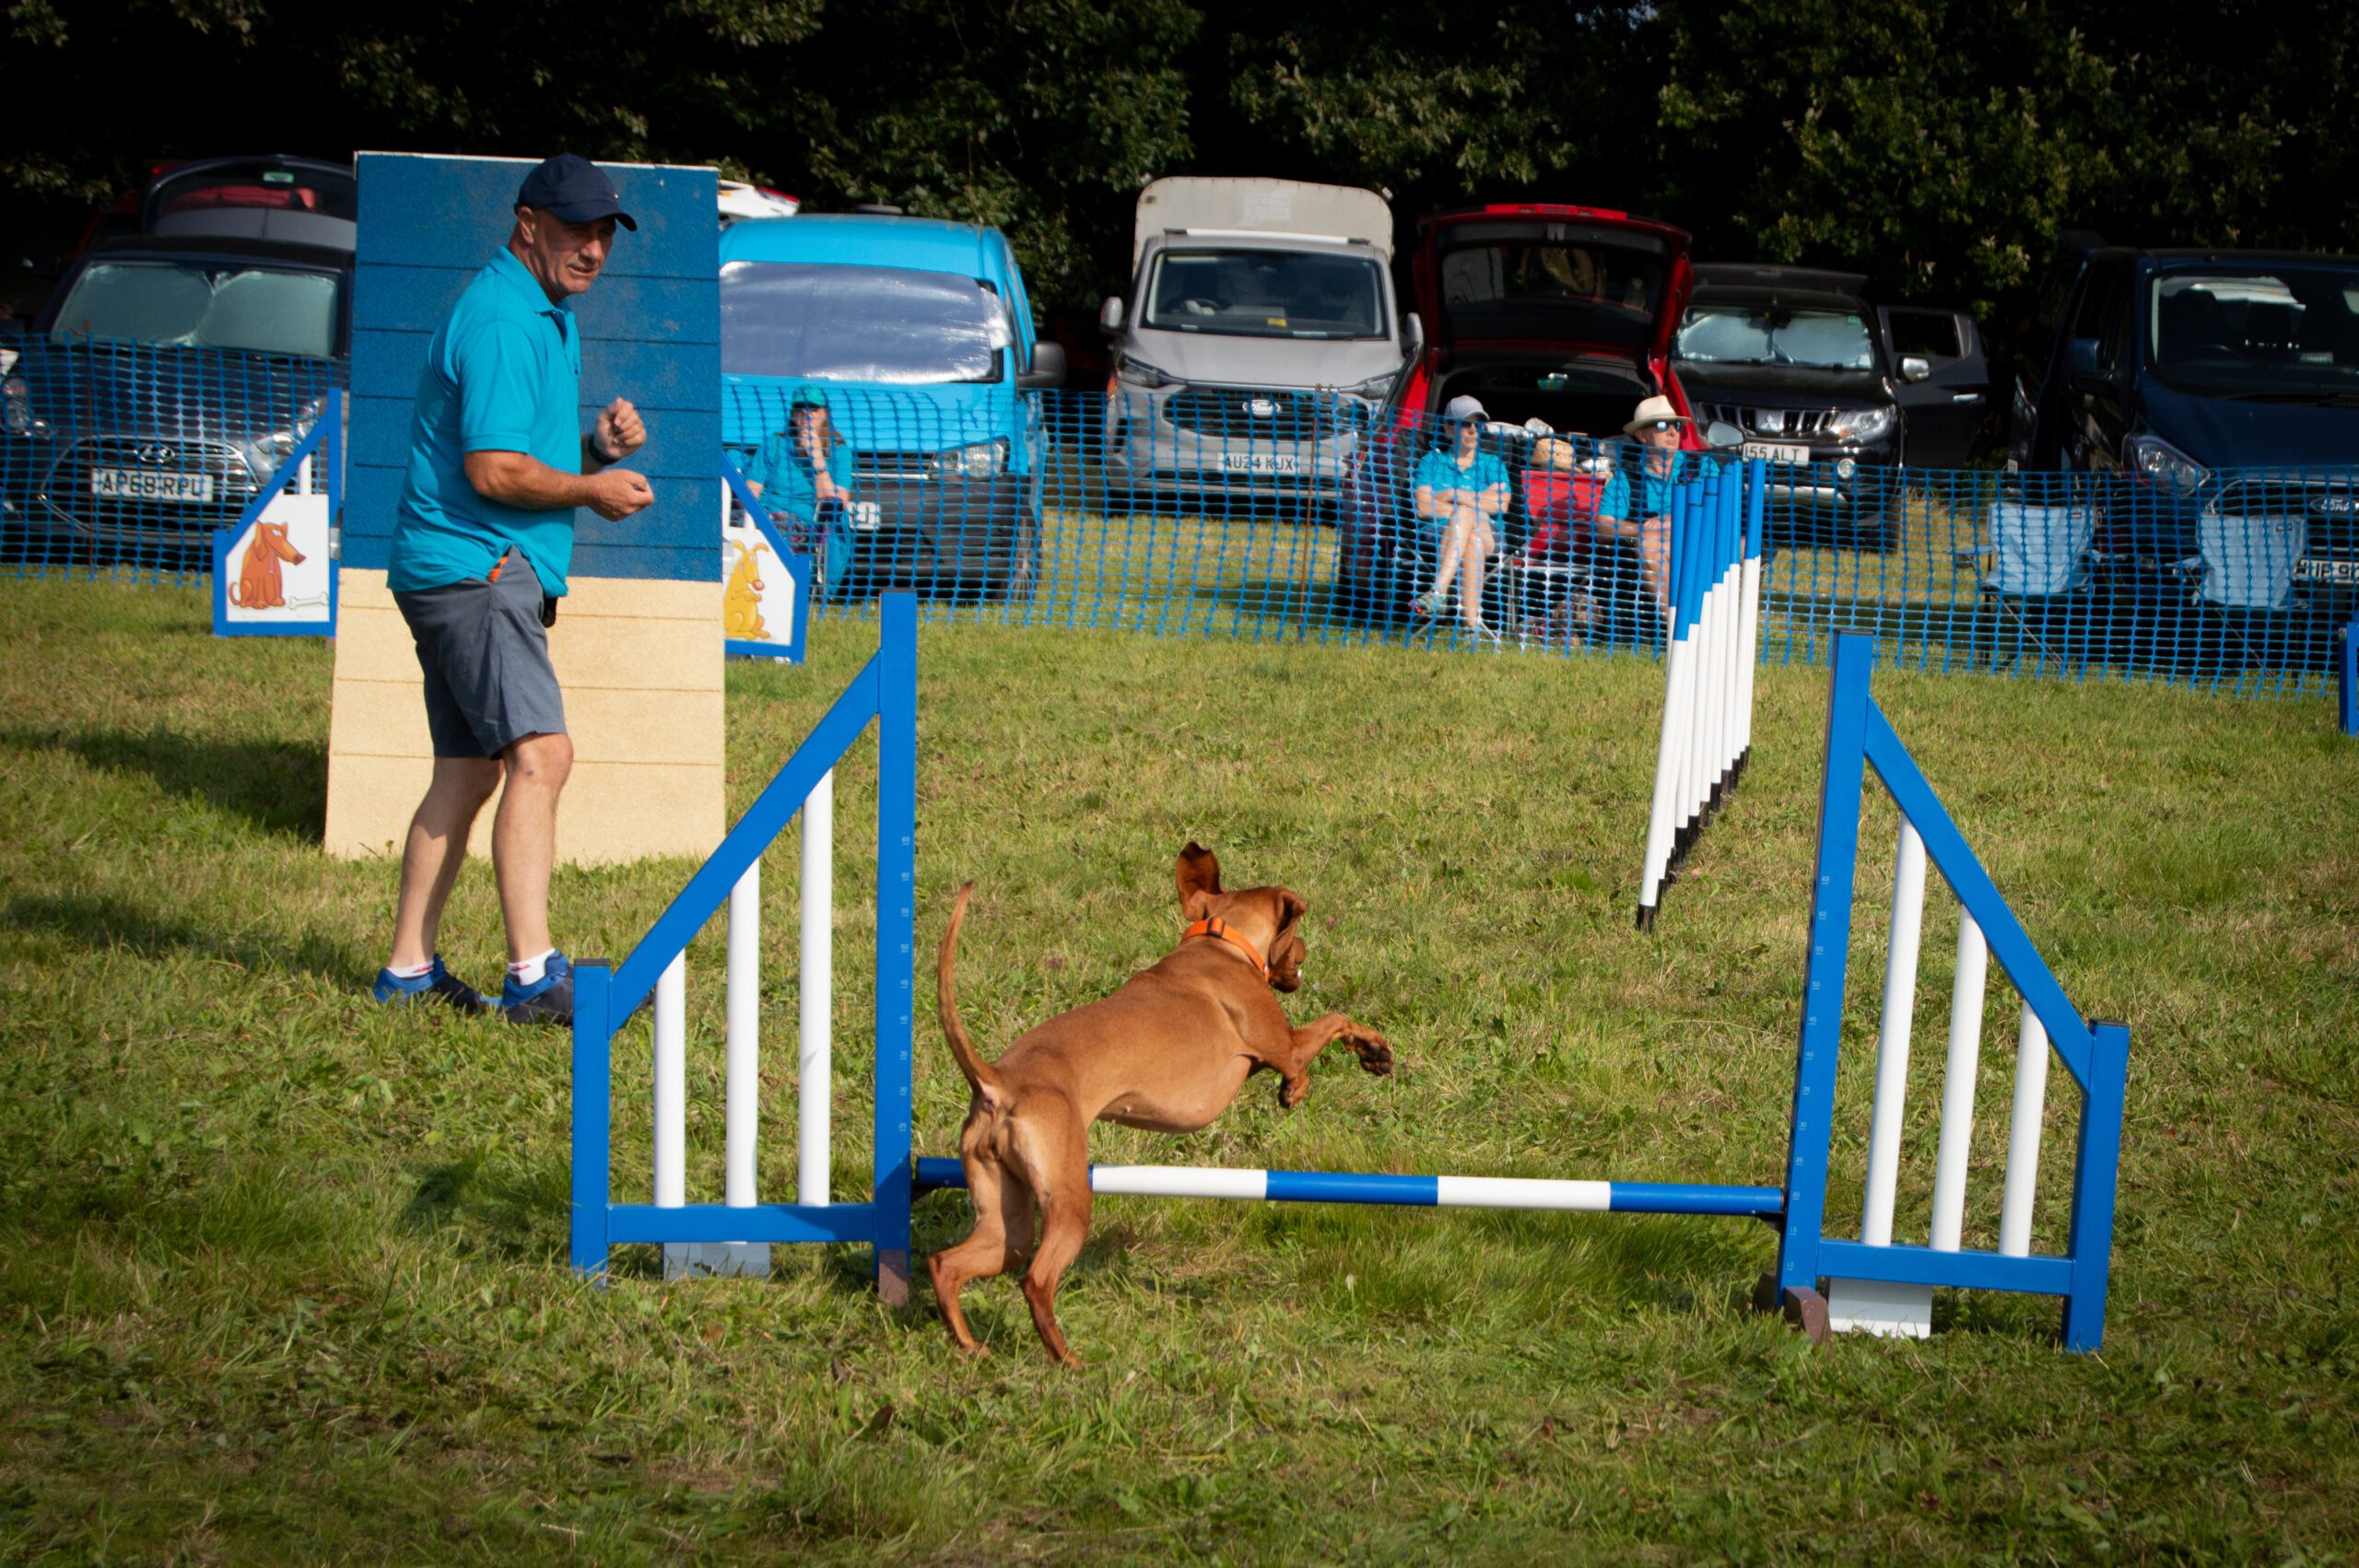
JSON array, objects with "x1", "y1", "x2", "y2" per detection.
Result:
[
  {"x1": 509, "y1": 948, "x2": 557, "y2": 986},
  {"x1": 386, "y1": 957, "x2": 433, "y2": 979}
]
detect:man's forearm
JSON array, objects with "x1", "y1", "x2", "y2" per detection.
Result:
[{"x1": 465, "y1": 451, "x2": 605, "y2": 509}]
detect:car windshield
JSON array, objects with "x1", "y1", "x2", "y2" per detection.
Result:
[
  {"x1": 46, "y1": 259, "x2": 341, "y2": 358},
  {"x1": 2147, "y1": 265, "x2": 2359, "y2": 399},
  {"x1": 721, "y1": 262, "x2": 1012, "y2": 383},
  {"x1": 1143, "y1": 250, "x2": 1387, "y2": 339},
  {"x1": 1437, "y1": 237, "x2": 1668, "y2": 350},
  {"x1": 1676, "y1": 306, "x2": 1875, "y2": 369}
]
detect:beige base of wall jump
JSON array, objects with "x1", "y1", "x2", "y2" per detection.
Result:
[{"x1": 324, "y1": 568, "x2": 724, "y2": 865}]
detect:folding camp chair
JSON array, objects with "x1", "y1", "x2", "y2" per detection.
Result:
[
  {"x1": 1957, "y1": 497, "x2": 2100, "y2": 673},
  {"x1": 2189, "y1": 506, "x2": 2306, "y2": 675}
]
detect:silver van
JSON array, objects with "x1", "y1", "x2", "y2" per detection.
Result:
[{"x1": 1098, "y1": 178, "x2": 1414, "y2": 510}]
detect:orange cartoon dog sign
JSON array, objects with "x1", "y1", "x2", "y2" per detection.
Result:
[
  {"x1": 721, "y1": 455, "x2": 810, "y2": 662},
  {"x1": 214, "y1": 394, "x2": 339, "y2": 638}
]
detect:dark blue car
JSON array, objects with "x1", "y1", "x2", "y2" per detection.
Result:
[
  {"x1": 3, "y1": 159, "x2": 352, "y2": 570},
  {"x1": 2012, "y1": 245, "x2": 2359, "y2": 616}
]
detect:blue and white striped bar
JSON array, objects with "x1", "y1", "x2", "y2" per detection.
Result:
[{"x1": 914, "y1": 1157, "x2": 1782, "y2": 1219}]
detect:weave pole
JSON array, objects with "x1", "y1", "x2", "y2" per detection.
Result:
[{"x1": 1637, "y1": 459, "x2": 1764, "y2": 930}]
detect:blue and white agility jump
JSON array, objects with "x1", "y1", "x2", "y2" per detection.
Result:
[
  {"x1": 1637, "y1": 458, "x2": 1766, "y2": 930},
  {"x1": 569, "y1": 601, "x2": 2130, "y2": 1351}
]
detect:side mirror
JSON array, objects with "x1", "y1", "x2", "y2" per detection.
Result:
[
  {"x1": 1703, "y1": 419, "x2": 1746, "y2": 451},
  {"x1": 1019, "y1": 340, "x2": 1067, "y2": 390},
  {"x1": 1402, "y1": 311, "x2": 1425, "y2": 358},
  {"x1": 2067, "y1": 336, "x2": 2105, "y2": 390},
  {"x1": 1097, "y1": 296, "x2": 1125, "y2": 335},
  {"x1": 1898, "y1": 355, "x2": 1931, "y2": 382}
]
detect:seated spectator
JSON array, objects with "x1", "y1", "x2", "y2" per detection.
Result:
[
  {"x1": 1409, "y1": 394, "x2": 1512, "y2": 638},
  {"x1": 1596, "y1": 394, "x2": 1715, "y2": 621},
  {"x1": 745, "y1": 385, "x2": 854, "y2": 542},
  {"x1": 1519, "y1": 434, "x2": 1604, "y2": 561}
]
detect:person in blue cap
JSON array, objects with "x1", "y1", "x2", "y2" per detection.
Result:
[
  {"x1": 744, "y1": 384, "x2": 856, "y2": 540},
  {"x1": 375, "y1": 152, "x2": 654, "y2": 1027}
]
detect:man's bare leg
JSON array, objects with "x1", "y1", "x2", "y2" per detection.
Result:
[
  {"x1": 390, "y1": 757, "x2": 503, "y2": 971},
  {"x1": 492, "y1": 731, "x2": 573, "y2": 963}
]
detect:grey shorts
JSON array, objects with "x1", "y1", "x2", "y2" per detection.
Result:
[{"x1": 393, "y1": 550, "x2": 567, "y2": 758}]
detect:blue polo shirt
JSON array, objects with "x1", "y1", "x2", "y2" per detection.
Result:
[
  {"x1": 389, "y1": 248, "x2": 585, "y2": 595},
  {"x1": 745, "y1": 429, "x2": 854, "y2": 529},
  {"x1": 1600, "y1": 451, "x2": 1719, "y2": 524},
  {"x1": 1412, "y1": 448, "x2": 1510, "y2": 532}
]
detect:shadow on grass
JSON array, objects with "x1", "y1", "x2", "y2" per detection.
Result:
[
  {"x1": 405, "y1": 1155, "x2": 568, "y2": 1263},
  {"x1": 4, "y1": 724, "x2": 328, "y2": 838},
  {"x1": 2, "y1": 891, "x2": 370, "y2": 989}
]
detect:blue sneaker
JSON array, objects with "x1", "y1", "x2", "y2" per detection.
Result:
[
  {"x1": 373, "y1": 954, "x2": 487, "y2": 1016},
  {"x1": 500, "y1": 951, "x2": 575, "y2": 1027}
]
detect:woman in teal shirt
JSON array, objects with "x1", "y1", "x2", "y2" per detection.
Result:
[
  {"x1": 1409, "y1": 395, "x2": 1512, "y2": 638},
  {"x1": 746, "y1": 385, "x2": 855, "y2": 537}
]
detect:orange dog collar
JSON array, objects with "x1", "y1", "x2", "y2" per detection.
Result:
[{"x1": 1181, "y1": 916, "x2": 1268, "y2": 979}]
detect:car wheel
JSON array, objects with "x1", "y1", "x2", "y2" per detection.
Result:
[{"x1": 998, "y1": 522, "x2": 1039, "y2": 603}]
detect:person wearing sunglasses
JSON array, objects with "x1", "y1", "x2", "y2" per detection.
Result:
[
  {"x1": 1596, "y1": 393, "x2": 1713, "y2": 624},
  {"x1": 1409, "y1": 394, "x2": 1512, "y2": 638}
]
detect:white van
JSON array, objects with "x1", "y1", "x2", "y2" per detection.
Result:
[{"x1": 1098, "y1": 178, "x2": 1415, "y2": 510}]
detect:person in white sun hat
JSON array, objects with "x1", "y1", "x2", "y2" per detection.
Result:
[
  {"x1": 1596, "y1": 392, "x2": 1714, "y2": 623},
  {"x1": 1408, "y1": 394, "x2": 1512, "y2": 639}
]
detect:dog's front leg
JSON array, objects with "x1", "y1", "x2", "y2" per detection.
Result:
[{"x1": 1268, "y1": 1013, "x2": 1394, "y2": 1108}]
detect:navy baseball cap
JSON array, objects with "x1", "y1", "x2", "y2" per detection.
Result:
[{"x1": 516, "y1": 154, "x2": 637, "y2": 231}]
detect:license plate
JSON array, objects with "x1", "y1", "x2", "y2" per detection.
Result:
[
  {"x1": 2293, "y1": 557, "x2": 2359, "y2": 583},
  {"x1": 1221, "y1": 453, "x2": 1300, "y2": 475},
  {"x1": 89, "y1": 467, "x2": 213, "y2": 503},
  {"x1": 1741, "y1": 441, "x2": 1811, "y2": 465}
]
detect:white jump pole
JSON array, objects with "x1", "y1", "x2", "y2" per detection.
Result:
[
  {"x1": 1929, "y1": 912, "x2": 1989, "y2": 1252},
  {"x1": 653, "y1": 952, "x2": 687, "y2": 1209},
  {"x1": 1827, "y1": 819, "x2": 1933, "y2": 1338},
  {"x1": 799, "y1": 768, "x2": 834, "y2": 1207},
  {"x1": 726, "y1": 862, "x2": 759, "y2": 1208},
  {"x1": 1998, "y1": 1001, "x2": 2052, "y2": 1257}
]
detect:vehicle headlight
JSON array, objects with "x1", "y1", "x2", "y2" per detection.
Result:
[
  {"x1": 252, "y1": 394, "x2": 329, "y2": 469},
  {"x1": 2126, "y1": 431, "x2": 2208, "y2": 493},
  {"x1": 1, "y1": 376, "x2": 40, "y2": 438},
  {"x1": 1114, "y1": 355, "x2": 1175, "y2": 389},
  {"x1": 925, "y1": 439, "x2": 1006, "y2": 480},
  {"x1": 1825, "y1": 406, "x2": 1894, "y2": 442}
]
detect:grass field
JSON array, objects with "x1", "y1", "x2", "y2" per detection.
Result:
[{"x1": 2, "y1": 577, "x2": 2354, "y2": 1562}]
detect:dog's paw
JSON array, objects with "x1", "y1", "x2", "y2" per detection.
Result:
[
  {"x1": 1353, "y1": 1032, "x2": 1395, "y2": 1074},
  {"x1": 1278, "y1": 1074, "x2": 1311, "y2": 1110}
]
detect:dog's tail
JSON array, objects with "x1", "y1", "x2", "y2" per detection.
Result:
[{"x1": 937, "y1": 883, "x2": 1004, "y2": 1105}]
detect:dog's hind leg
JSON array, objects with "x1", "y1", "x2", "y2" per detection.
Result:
[
  {"x1": 1267, "y1": 1013, "x2": 1395, "y2": 1109},
  {"x1": 1009, "y1": 1094, "x2": 1094, "y2": 1368},
  {"x1": 926, "y1": 1133, "x2": 1037, "y2": 1358}
]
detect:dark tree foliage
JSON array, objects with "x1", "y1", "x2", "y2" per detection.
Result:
[{"x1": 5, "y1": 0, "x2": 2353, "y2": 371}]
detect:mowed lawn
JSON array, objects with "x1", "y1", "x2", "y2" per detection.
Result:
[{"x1": 1, "y1": 576, "x2": 2354, "y2": 1562}]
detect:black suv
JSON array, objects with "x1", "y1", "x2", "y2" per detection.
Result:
[{"x1": 1673, "y1": 263, "x2": 1989, "y2": 539}]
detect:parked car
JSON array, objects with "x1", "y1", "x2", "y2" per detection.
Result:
[
  {"x1": 1673, "y1": 263, "x2": 1989, "y2": 540},
  {"x1": 1098, "y1": 178, "x2": 1411, "y2": 511},
  {"x1": 2012, "y1": 243, "x2": 2359, "y2": 612},
  {"x1": 1333, "y1": 201, "x2": 1712, "y2": 622},
  {"x1": 3, "y1": 157, "x2": 353, "y2": 568},
  {"x1": 718, "y1": 213, "x2": 1064, "y2": 602}
]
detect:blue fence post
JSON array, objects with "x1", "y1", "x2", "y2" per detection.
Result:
[
  {"x1": 1776, "y1": 631, "x2": 1876, "y2": 1316},
  {"x1": 872, "y1": 591, "x2": 919, "y2": 1304},
  {"x1": 2341, "y1": 613, "x2": 2358, "y2": 737},
  {"x1": 569, "y1": 961, "x2": 615, "y2": 1281},
  {"x1": 2060, "y1": 1017, "x2": 2132, "y2": 1352}
]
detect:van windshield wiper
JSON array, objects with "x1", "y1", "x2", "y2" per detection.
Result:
[{"x1": 2215, "y1": 389, "x2": 2359, "y2": 406}]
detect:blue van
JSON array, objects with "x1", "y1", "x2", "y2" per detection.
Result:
[{"x1": 719, "y1": 214, "x2": 1064, "y2": 601}]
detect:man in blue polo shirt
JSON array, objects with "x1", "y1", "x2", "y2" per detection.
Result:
[{"x1": 374, "y1": 154, "x2": 654, "y2": 1026}]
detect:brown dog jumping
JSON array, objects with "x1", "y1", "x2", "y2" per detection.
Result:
[{"x1": 927, "y1": 842, "x2": 1393, "y2": 1366}]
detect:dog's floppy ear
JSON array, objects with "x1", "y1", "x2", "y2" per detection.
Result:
[
  {"x1": 1267, "y1": 887, "x2": 1308, "y2": 991},
  {"x1": 1176, "y1": 840, "x2": 1223, "y2": 919}
]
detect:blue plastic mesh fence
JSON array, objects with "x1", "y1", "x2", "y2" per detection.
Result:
[
  {"x1": 726, "y1": 384, "x2": 2354, "y2": 699},
  {"x1": 3, "y1": 338, "x2": 342, "y2": 582}
]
